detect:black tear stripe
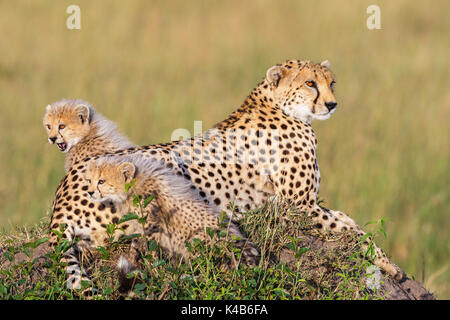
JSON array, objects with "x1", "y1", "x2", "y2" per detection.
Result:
[
  {"x1": 312, "y1": 85, "x2": 320, "y2": 113},
  {"x1": 313, "y1": 83, "x2": 320, "y2": 104}
]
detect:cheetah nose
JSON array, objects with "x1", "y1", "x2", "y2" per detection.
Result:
[
  {"x1": 88, "y1": 191, "x2": 94, "y2": 197},
  {"x1": 49, "y1": 137, "x2": 57, "y2": 143},
  {"x1": 325, "y1": 102, "x2": 337, "y2": 112}
]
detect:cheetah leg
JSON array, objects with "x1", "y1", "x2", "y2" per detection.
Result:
[
  {"x1": 49, "y1": 224, "x2": 96, "y2": 294},
  {"x1": 223, "y1": 221, "x2": 260, "y2": 268},
  {"x1": 230, "y1": 238, "x2": 260, "y2": 268},
  {"x1": 64, "y1": 247, "x2": 94, "y2": 292},
  {"x1": 307, "y1": 205, "x2": 404, "y2": 281}
]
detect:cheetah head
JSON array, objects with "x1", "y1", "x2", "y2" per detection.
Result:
[
  {"x1": 84, "y1": 159, "x2": 136, "y2": 204},
  {"x1": 43, "y1": 99, "x2": 92, "y2": 153},
  {"x1": 265, "y1": 60, "x2": 337, "y2": 124}
]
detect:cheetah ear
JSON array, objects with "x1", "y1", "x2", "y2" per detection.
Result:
[
  {"x1": 266, "y1": 65, "x2": 287, "y2": 88},
  {"x1": 74, "y1": 104, "x2": 90, "y2": 124},
  {"x1": 320, "y1": 60, "x2": 331, "y2": 69},
  {"x1": 119, "y1": 162, "x2": 136, "y2": 183},
  {"x1": 46, "y1": 104, "x2": 52, "y2": 113}
]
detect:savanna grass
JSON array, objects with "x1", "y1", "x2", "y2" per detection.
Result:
[
  {"x1": 1, "y1": 196, "x2": 385, "y2": 300},
  {"x1": 0, "y1": 0, "x2": 447, "y2": 296}
]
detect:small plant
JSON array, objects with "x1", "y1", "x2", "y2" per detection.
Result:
[
  {"x1": 362, "y1": 217, "x2": 390, "y2": 261},
  {"x1": 0, "y1": 197, "x2": 394, "y2": 300}
]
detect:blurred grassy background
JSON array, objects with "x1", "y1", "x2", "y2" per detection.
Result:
[{"x1": 0, "y1": 0, "x2": 448, "y2": 297}]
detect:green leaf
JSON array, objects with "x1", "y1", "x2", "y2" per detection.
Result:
[
  {"x1": 125, "y1": 180, "x2": 136, "y2": 193},
  {"x1": 3, "y1": 251, "x2": 14, "y2": 262},
  {"x1": 219, "y1": 211, "x2": 227, "y2": 223},
  {"x1": 22, "y1": 247, "x2": 31, "y2": 258},
  {"x1": 185, "y1": 240, "x2": 193, "y2": 252},
  {"x1": 206, "y1": 227, "x2": 215, "y2": 239},
  {"x1": 119, "y1": 212, "x2": 139, "y2": 224},
  {"x1": 153, "y1": 259, "x2": 166, "y2": 268},
  {"x1": 138, "y1": 217, "x2": 148, "y2": 225},
  {"x1": 360, "y1": 232, "x2": 372, "y2": 244},
  {"x1": 121, "y1": 233, "x2": 142, "y2": 241},
  {"x1": 295, "y1": 247, "x2": 310, "y2": 259},
  {"x1": 24, "y1": 238, "x2": 48, "y2": 249},
  {"x1": 273, "y1": 288, "x2": 290, "y2": 297},
  {"x1": 133, "y1": 283, "x2": 146, "y2": 292},
  {"x1": 80, "y1": 280, "x2": 91, "y2": 289},
  {"x1": 147, "y1": 239, "x2": 158, "y2": 252},
  {"x1": 103, "y1": 288, "x2": 113, "y2": 296},
  {"x1": 364, "y1": 220, "x2": 378, "y2": 226},
  {"x1": 51, "y1": 229, "x2": 62, "y2": 238},
  {"x1": 96, "y1": 246, "x2": 107, "y2": 254},
  {"x1": 231, "y1": 235, "x2": 242, "y2": 241},
  {"x1": 143, "y1": 194, "x2": 155, "y2": 208},
  {"x1": 133, "y1": 195, "x2": 142, "y2": 208},
  {"x1": 106, "y1": 224, "x2": 116, "y2": 236},
  {"x1": 218, "y1": 230, "x2": 228, "y2": 238},
  {"x1": 286, "y1": 242, "x2": 296, "y2": 252}
]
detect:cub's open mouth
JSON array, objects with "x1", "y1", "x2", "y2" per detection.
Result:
[{"x1": 57, "y1": 142, "x2": 67, "y2": 151}]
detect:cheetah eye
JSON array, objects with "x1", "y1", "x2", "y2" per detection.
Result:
[
  {"x1": 330, "y1": 81, "x2": 336, "y2": 90},
  {"x1": 46, "y1": 124, "x2": 51, "y2": 130},
  {"x1": 305, "y1": 80, "x2": 316, "y2": 88},
  {"x1": 98, "y1": 179, "x2": 105, "y2": 185},
  {"x1": 58, "y1": 124, "x2": 66, "y2": 130}
]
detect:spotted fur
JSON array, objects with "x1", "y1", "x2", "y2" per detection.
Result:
[
  {"x1": 44, "y1": 100, "x2": 257, "y2": 290},
  {"x1": 47, "y1": 60, "x2": 404, "y2": 290},
  {"x1": 85, "y1": 154, "x2": 259, "y2": 263}
]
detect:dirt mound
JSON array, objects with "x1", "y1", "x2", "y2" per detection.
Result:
[
  {"x1": 277, "y1": 231, "x2": 434, "y2": 300},
  {"x1": 1, "y1": 236, "x2": 434, "y2": 300}
]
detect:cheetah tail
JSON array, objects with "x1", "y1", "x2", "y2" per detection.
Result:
[{"x1": 116, "y1": 255, "x2": 140, "y2": 295}]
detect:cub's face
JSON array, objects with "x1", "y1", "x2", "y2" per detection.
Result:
[
  {"x1": 266, "y1": 60, "x2": 337, "y2": 123},
  {"x1": 84, "y1": 160, "x2": 136, "y2": 204},
  {"x1": 43, "y1": 101, "x2": 91, "y2": 153}
]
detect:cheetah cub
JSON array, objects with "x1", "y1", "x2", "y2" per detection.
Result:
[
  {"x1": 43, "y1": 99, "x2": 134, "y2": 172},
  {"x1": 84, "y1": 154, "x2": 259, "y2": 275}
]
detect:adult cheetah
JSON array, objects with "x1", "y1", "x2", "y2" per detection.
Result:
[{"x1": 47, "y1": 60, "x2": 403, "y2": 290}]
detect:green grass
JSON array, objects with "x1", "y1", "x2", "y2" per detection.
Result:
[
  {"x1": 0, "y1": 0, "x2": 448, "y2": 297},
  {"x1": 0, "y1": 199, "x2": 387, "y2": 300}
]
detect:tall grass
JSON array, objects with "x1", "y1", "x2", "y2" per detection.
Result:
[{"x1": 0, "y1": 0, "x2": 448, "y2": 297}]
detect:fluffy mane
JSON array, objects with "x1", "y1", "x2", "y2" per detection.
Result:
[
  {"x1": 88, "y1": 107, "x2": 134, "y2": 151},
  {"x1": 92, "y1": 153, "x2": 201, "y2": 201}
]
